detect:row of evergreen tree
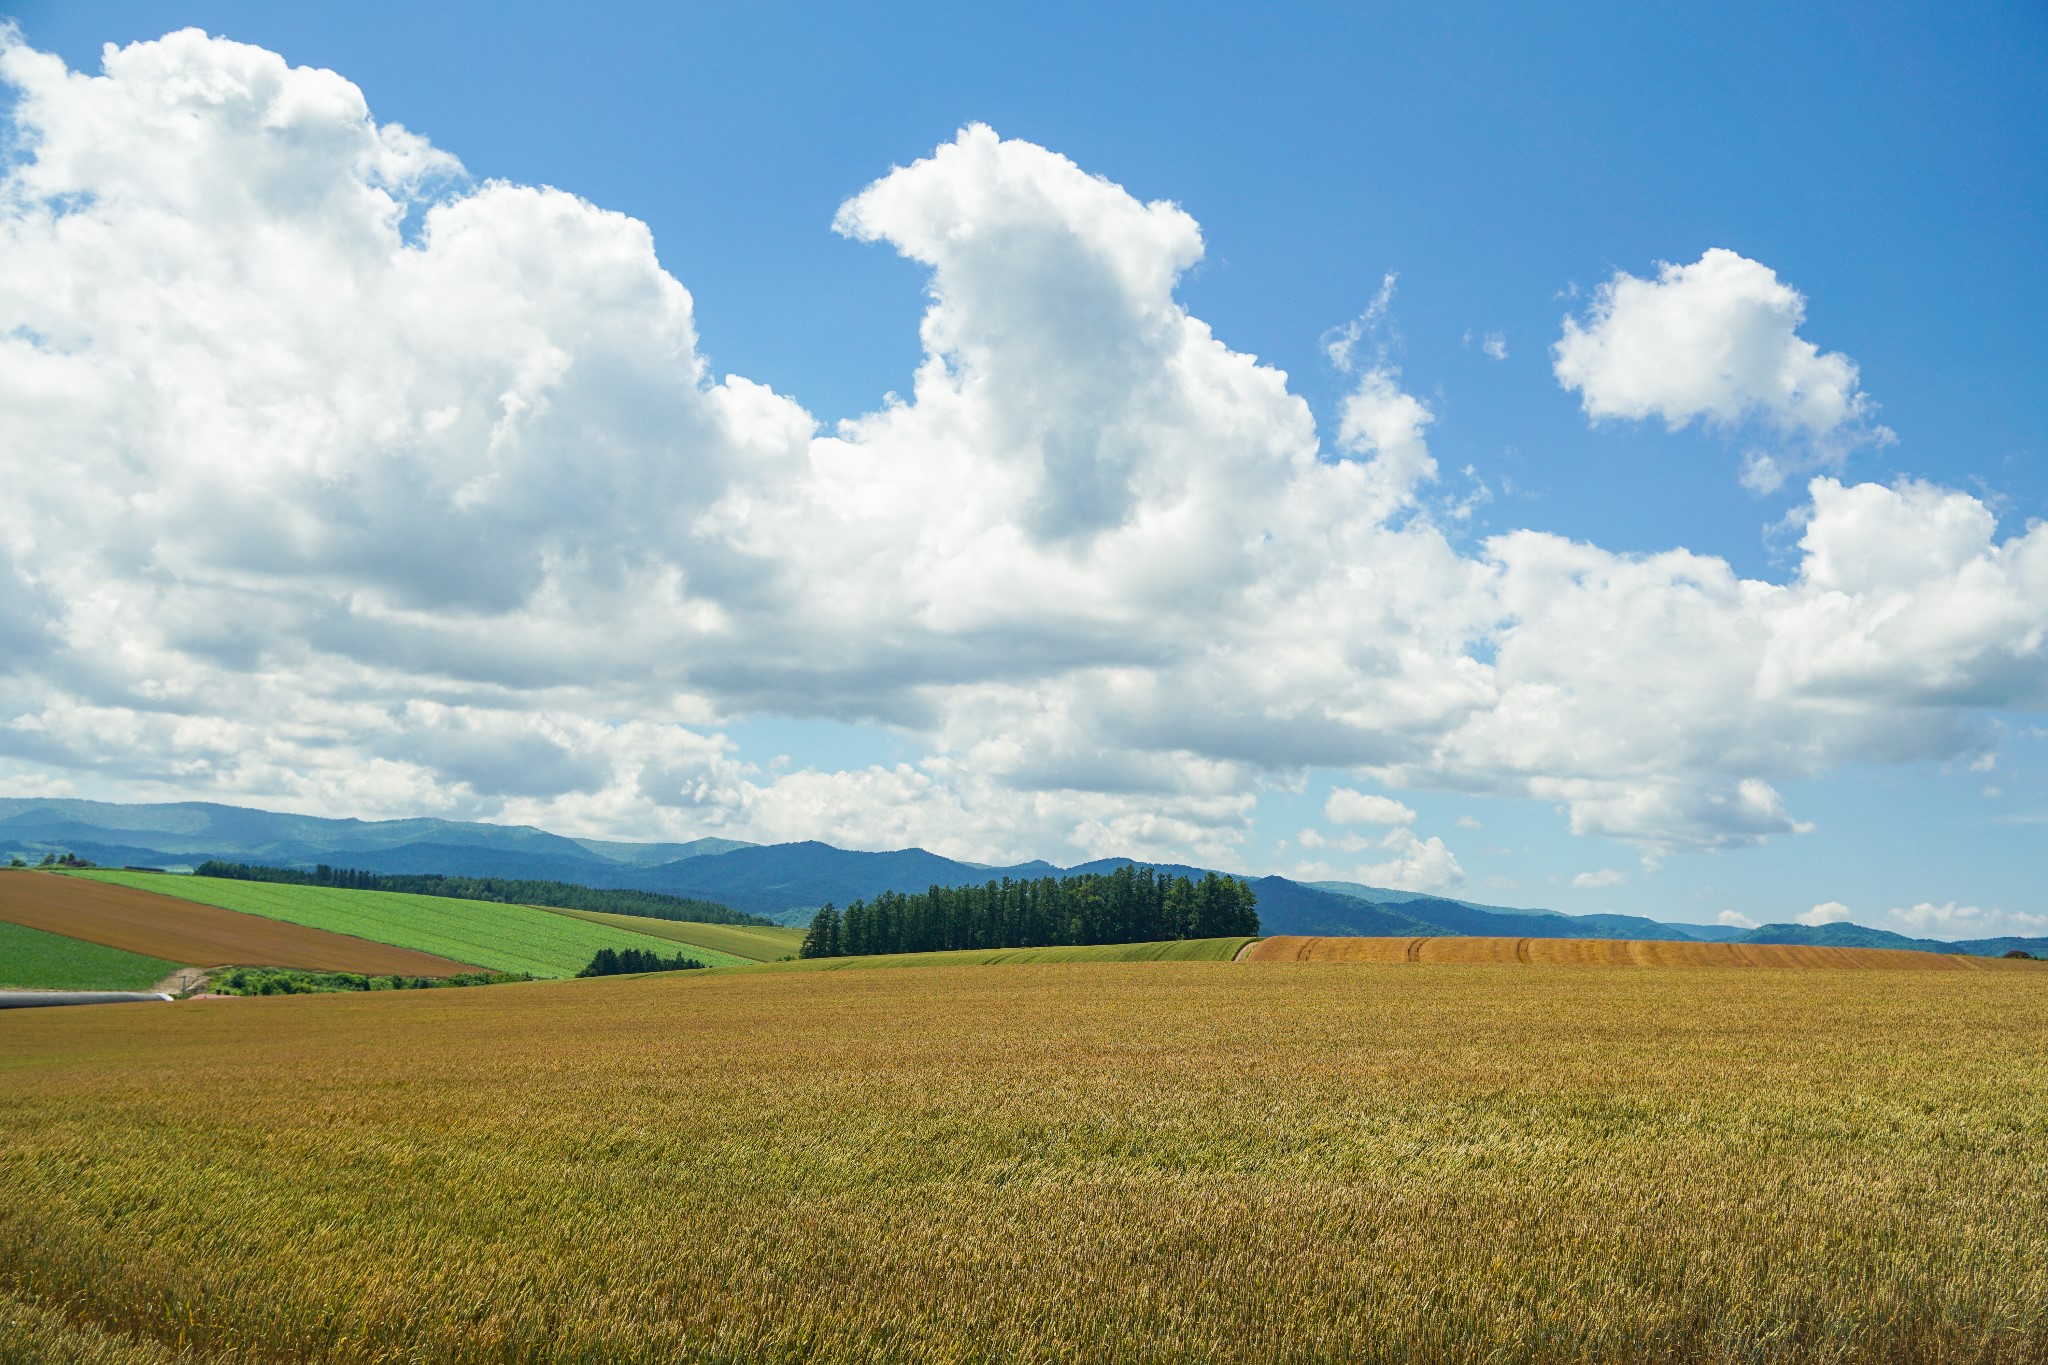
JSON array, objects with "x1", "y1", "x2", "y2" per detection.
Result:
[
  {"x1": 192, "y1": 860, "x2": 768, "y2": 926},
  {"x1": 576, "y1": 947, "x2": 706, "y2": 977},
  {"x1": 799, "y1": 865, "x2": 1258, "y2": 958}
]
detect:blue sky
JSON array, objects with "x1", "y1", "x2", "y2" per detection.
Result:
[{"x1": 1, "y1": 2, "x2": 2043, "y2": 933}]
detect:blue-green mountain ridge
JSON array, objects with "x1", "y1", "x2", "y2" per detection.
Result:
[{"x1": 1, "y1": 799, "x2": 2037, "y2": 958}]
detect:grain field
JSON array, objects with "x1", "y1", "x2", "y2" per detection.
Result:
[
  {"x1": 1246, "y1": 933, "x2": 2025, "y2": 970},
  {"x1": 2, "y1": 960, "x2": 2046, "y2": 1362}
]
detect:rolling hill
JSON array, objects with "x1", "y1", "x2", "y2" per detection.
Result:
[
  {"x1": 70, "y1": 871, "x2": 736, "y2": 977},
  {"x1": 0, "y1": 799, "x2": 752, "y2": 888},
  {"x1": 8, "y1": 798, "x2": 2041, "y2": 959},
  {"x1": 1, "y1": 871, "x2": 479, "y2": 976},
  {"x1": 1722, "y1": 920, "x2": 2048, "y2": 957}
]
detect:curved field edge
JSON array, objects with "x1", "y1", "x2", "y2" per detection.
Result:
[
  {"x1": 68, "y1": 871, "x2": 705, "y2": 979},
  {"x1": 1247, "y1": 933, "x2": 2037, "y2": 970},
  {"x1": 722, "y1": 935, "x2": 1256, "y2": 973},
  {"x1": 4, "y1": 963, "x2": 2047, "y2": 1362},
  {"x1": 0, "y1": 920, "x2": 180, "y2": 991},
  {"x1": 530, "y1": 907, "x2": 794, "y2": 965}
]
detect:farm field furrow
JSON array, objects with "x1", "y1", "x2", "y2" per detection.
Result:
[
  {"x1": 735, "y1": 935, "x2": 1256, "y2": 972},
  {"x1": 10, "y1": 960, "x2": 2044, "y2": 1362},
  {"x1": 531, "y1": 907, "x2": 794, "y2": 964},
  {"x1": 0, "y1": 872, "x2": 478, "y2": 977},
  {"x1": 1248, "y1": 933, "x2": 2023, "y2": 970},
  {"x1": 0, "y1": 917, "x2": 182, "y2": 991},
  {"x1": 71, "y1": 871, "x2": 711, "y2": 979}
]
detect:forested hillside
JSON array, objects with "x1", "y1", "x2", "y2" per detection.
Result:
[{"x1": 801, "y1": 865, "x2": 1258, "y2": 958}]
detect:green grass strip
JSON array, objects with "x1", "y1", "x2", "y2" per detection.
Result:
[
  {"x1": 535, "y1": 907, "x2": 800, "y2": 963},
  {"x1": 70, "y1": 871, "x2": 718, "y2": 979},
  {"x1": 722, "y1": 936, "x2": 1257, "y2": 974},
  {"x1": 0, "y1": 919, "x2": 182, "y2": 991}
]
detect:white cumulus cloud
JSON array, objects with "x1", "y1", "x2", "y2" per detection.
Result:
[
  {"x1": 1800, "y1": 900, "x2": 1854, "y2": 926},
  {"x1": 1553, "y1": 248, "x2": 1891, "y2": 491},
  {"x1": 0, "y1": 32, "x2": 2043, "y2": 872},
  {"x1": 1355, "y1": 829, "x2": 1466, "y2": 895},
  {"x1": 1572, "y1": 869, "x2": 1626, "y2": 889},
  {"x1": 1880, "y1": 901, "x2": 2048, "y2": 942},
  {"x1": 1324, "y1": 789, "x2": 1418, "y2": 826}
]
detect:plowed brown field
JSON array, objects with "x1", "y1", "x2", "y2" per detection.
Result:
[
  {"x1": 1245, "y1": 933, "x2": 2021, "y2": 970},
  {"x1": 0, "y1": 872, "x2": 478, "y2": 975}
]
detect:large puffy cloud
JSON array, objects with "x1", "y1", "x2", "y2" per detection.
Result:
[
  {"x1": 1, "y1": 31, "x2": 2045, "y2": 872},
  {"x1": 1553, "y1": 248, "x2": 1890, "y2": 491}
]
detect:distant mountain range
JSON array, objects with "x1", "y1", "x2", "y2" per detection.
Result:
[{"x1": 3, "y1": 798, "x2": 2039, "y2": 959}]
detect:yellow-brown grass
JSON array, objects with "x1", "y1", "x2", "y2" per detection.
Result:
[
  {"x1": 3, "y1": 960, "x2": 2047, "y2": 1362},
  {"x1": 0, "y1": 871, "x2": 478, "y2": 976},
  {"x1": 1247, "y1": 933, "x2": 2023, "y2": 970}
]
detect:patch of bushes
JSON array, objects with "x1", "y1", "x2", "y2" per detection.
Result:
[
  {"x1": 2004, "y1": 950, "x2": 2039, "y2": 961},
  {"x1": 208, "y1": 966, "x2": 532, "y2": 995},
  {"x1": 576, "y1": 947, "x2": 706, "y2": 977}
]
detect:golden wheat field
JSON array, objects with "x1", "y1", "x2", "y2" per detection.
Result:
[
  {"x1": 1244, "y1": 933, "x2": 2030, "y2": 970},
  {"x1": 4, "y1": 959, "x2": 2048, "y2": 1364}
]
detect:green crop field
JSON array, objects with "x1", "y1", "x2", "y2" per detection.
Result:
[
  {"x1": 738, "y1": 934, "x2": 1257, "y2": 972},
  {"x1": 0, "y1": 919, "x2": 180, "y2": 991},
  {"x1": 534, "y1": 907, "x2": 799, "y2": 964},
  {"x1": 3, "y1": 960, "x2": 2047, "y2": 1362},
  {"x1": 69, "y1": 871, "x2": 709, "y2": 979}
]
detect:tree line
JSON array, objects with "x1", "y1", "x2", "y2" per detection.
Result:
[
  {"x1": 799, "y1": 865, "x2": 1258, "y2": 958},
  {"x1": 577, "y1": 947, "x2": 706, "y2": 977},
  {"x1": 192, "y1": 861, "x2": 767, "y2": 926}
]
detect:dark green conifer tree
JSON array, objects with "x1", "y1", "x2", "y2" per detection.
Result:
[{"x1": 800, "y1": 905, "x2": 842, "y2": 959}]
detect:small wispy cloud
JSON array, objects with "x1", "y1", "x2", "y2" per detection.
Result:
[{"x1": 1323, "y1": 272, "x2": 1399, "y2": 374}]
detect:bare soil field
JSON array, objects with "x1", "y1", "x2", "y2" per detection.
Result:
[
  {"x1": 0, "y1": 872, "x2": 479, "y2": 976},
  {"x1": 1246, "y1": 933, "x2": 2029, "y2": 970}
]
